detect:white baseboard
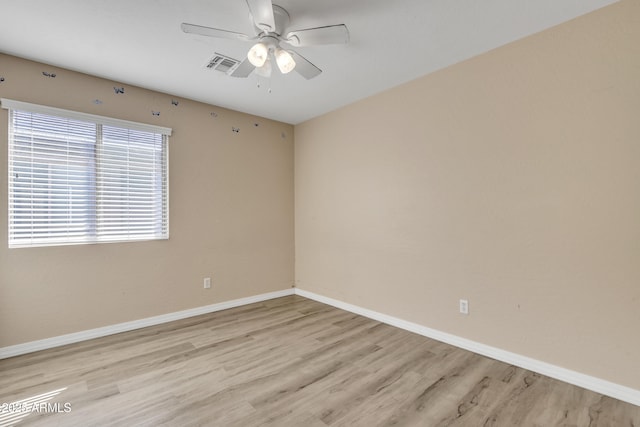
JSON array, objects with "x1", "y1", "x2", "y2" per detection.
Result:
[
  {"x1": 294, "y1": 288, "x2": 640, "y2": 407},
  {"x1": 0, "y1": 288, "x2": 294, "y2": 360},
  {"x1": 3, "y1": 286, "x2": 638, "y2": 407}
]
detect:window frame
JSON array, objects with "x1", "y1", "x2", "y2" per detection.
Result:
[{"x1": 2, "y1": 98, "x2": 172, "y2": 248}]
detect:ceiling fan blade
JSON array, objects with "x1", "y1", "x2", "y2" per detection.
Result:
[
  {"x1": 181, "y1": 23, "x2": 250, "y2": 41},
  {"x1": 229, "y1": 58, "x2": 255, "y2": 78},
  {"x1": 285, "y1": 24, "x2": 349, "y2": 47},
  {"x1": 245, "y1": 0, "x2": 276, "y2": 33},
  {"x1": 290, "y1": 51, "x2": 322, "y2": 80}
]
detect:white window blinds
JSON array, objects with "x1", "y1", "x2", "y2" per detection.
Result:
[{"x1": 3, "y1": 99, "x2": 171, "y2": 248}]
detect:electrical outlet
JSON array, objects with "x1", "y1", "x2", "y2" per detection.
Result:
[
  {"x1": 204, "y1": 277, "x2": 211, "y2": 289},
  {"x1": 459, "y1": 299, "x2": 469, "y2": 315}
]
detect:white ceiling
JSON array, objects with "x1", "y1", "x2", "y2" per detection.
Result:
[{"x1": 0, "y1": 0, "x2": 617, "y2": 124}]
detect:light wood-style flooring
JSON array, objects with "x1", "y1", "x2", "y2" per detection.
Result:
[{"x1": 1, "y1": 295, "x2": 638, "y2": 426}]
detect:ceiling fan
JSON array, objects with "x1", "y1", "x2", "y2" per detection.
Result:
[{"x1": 181, "y1": 0, "x2": 349, "y2": 80}]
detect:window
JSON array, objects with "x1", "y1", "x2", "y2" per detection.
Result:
[{"x1": 3, "y1": 99, "x2": 171, "y2": 248}]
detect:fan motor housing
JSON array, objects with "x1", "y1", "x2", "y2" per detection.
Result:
[{"x1": 258, "y1": 5, "x2": 290, "y2": 36}]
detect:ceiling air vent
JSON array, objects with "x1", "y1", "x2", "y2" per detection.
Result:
[{"x1": 205, "y1": 53, "x2": 240, "y2": 74}]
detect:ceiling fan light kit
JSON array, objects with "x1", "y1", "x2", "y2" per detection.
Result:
[
  {"x1": 247, "y1": 42, "x2": 268, "y2": 67},
  {"x1": 274, "y1": 48, "x2": 295, "y2": 74},
  {"x1": 247, "y1": 36, "x2": 295, "y2": 75},
  {"x1": 254, "y1": 57, "x2": 272, "y2": 78},
  {"x1": 182, "y1": 0, "x2": 349, "y2": 80}
]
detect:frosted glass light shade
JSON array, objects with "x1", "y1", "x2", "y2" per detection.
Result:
[
  {"x1": 247, "y1": 43, "x2": 268, "y2": 67},
  {"x1": 275, "y1": 48, "x2": 296, "y2": 74},
  {"x1": 254, "y1": 57, "x2": 272, "y2": 78}
]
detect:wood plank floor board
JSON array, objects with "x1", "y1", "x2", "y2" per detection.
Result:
[{"x1": 1, "y1": 295, "x2": 638, "y2": 426}]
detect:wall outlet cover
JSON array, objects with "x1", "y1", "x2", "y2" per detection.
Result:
[{"x1": 459, "y1": 299, "x2": 469, "y2": 315}]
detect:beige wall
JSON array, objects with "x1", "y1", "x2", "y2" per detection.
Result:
[
  {"x1": 295, "y1": 0, "x2": 640, "y2": 390},
  {"x1": 1, "y1": 0, "x2": 639, "y2": 394},
  {"x1": 0, "y1": 55, "x2": 294, "y2": 347}
]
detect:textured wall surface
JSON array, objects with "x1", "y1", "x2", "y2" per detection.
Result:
[
  {"x1": 295, "y1": 0, "x2": 640, "y2": 389},
  {"x1": 0, "y1": 55, "x2": 294, "y2": 346}
]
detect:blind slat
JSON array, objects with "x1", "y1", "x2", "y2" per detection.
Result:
[{"x1": 8, "y1": 108, "x2": 169, "y2": 248}]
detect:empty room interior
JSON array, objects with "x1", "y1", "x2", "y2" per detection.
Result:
[{"x1": 0, "y1": 0, "x2": 639, "y2": 425}]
